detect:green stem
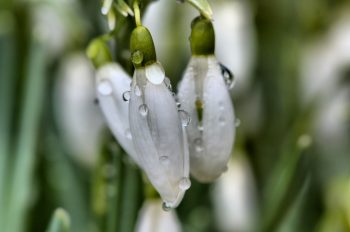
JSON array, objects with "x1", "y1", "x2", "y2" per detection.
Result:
[
  {"x1": 46, "y1": 208, "x2": 71, "y2": 232},
  {"x1": 119, "y1": 162, "x2": 143, "y2": 232},
  {"x1": 0, "y1": 28, "x2": 16, "y2": 230},
  {"x1": 7, "y1": 38, "x2": 47, "y2": 232},
  {"x1": 106, "y1": 145, "x2": 123, "y2": 232},
  {"x1": 133, "y1": 0, "x2": 142, "y2": 27}
]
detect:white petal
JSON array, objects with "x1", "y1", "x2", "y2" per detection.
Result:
[
  {"x1": 145, "y1": 62, "x2": 165, "y2": 85},
  {"x1": 178, "y1": 56, "x2": 235, "y2": 182},
  {"x1": 96, "y1": 63, "x2": 138, "y2": 163},
  {"x1": 129, "y1": 69, "x2": 189, "y2": 208},
  {"x1": 135, "y1": 199, "x2": 182, "y2": 232}
]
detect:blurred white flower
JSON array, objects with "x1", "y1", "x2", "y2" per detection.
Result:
[
  {"x1": 96, "y1": 62, "x2": 191, "y2": 209},
  {"x1": 301, "y1": 13, "x2": 350, "y2": 104},
  {"x1": 212, "y1": 155, "x2": 257, "y2": 232},
  {"x1": 213, "y1": 0, "x2": 256, "y2": 93},
  {"x1": 135, "y1": 199, "x2": 182, "y2": 232},
  {"x1": 178, "y1": 55, "x2": 235, "y2": 182},
  {"x1": 31, "y1": 1, "x2": 86, "y2": 58},
  {"x1": 55, "y1": 53, "x2": 104, "y2": 167}
]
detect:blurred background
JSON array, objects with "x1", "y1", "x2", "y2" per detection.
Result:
[{"x1": 1, "y1": 0, "x2": 350, "y2": 231}]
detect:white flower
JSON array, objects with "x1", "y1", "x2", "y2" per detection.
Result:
[
  {"x1": 178, "y1": 55, "x2": 235, "y2": 182},
  {"x1": 135, "y1": 199, "x2": 182, "y2": 232},
  {"x1": 96, "y1": 62, "x2": 191, "y2": 209},
  {"x1": 56, "y1": 53, "x2": 104, "y2": 167},
  {"x1": 129, "y1": 62, "x2": 190, "y2": 209},
  {"x1": 96, "y1": 63, "x2": 138, "y2": 163}
]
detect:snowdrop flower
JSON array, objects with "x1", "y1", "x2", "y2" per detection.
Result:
[
  {"x1": 178, "y1": 17, "x2": 235, "y2": 182},
  {"x1": 96, "y1": 63, "x2": 138, "y2": 163},
  {"x1": 128, "y1": 26, "x2": 191, "y2": 209},
  {"x1": 135, "y1": 199, "x2": 182, "y2": 232},
  {"x1": 56, "y1": 53, "x2": 104, "y2": 167},
  {"x1": 96, "y1": 25, "x2": 190, "y2": 209}
]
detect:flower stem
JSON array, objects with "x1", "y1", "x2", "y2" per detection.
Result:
[{"x1": 133, "y1": 0, "x2": 142, "y2": 27}]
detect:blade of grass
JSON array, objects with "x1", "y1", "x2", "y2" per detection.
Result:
[
  {"x1": 0, "y1": 31, "x2": 16, "y2": 228},
  {"x1": 7, "y1": 37, "x2": 47, "y2": 232},
  {"x1": 46, "y1": 208, "x2": 71, "y2": 232}
]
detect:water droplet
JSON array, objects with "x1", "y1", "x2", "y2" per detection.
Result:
[
  {"x1": 98, "y1": 80, "x2": 113, "y2": 95},
  {"x1": 176, "y1": 102, "x2": 181, "y2": 108},
  {"x1": 162, "y1": 202, "x2": 172, "y2": 212},
  {"x1": 101, "y1": 0, "x2": 113, "y2": 15},
  {"x1": 178, "y1": 110, "x2": 191, "y2": 127},
  {"x1": 235, "y1": 118, "x2": 241, "y2": 127},
  {"x1": 219, "y1": 63, "x2": 235, "y2": 89},
  {"x1": 145, "y1": 62, "x2": 165, "y2": 85},
  {"x1": 138, "y1": 104, "x2": 148, "y2": 116},
  {"x1": 218, "y1": 101, "x2": 224, "y2": 110},
  {"x1": 194, "y1": 138, "x2": 203, "y2": 152},
  {"x1": 164, "y1": 77, "x2": 172, "y2": 91},
  {"x1": 101, "y1": 6, "x2": 108, "y2": 15},
  {"x1": 198, "y1": 122, "x2": 203, "y2": 131},
  {"x1": 219, "y1": 116, "x2": 226, "y2": 126},
  {"x1": 134, "y1": 85, "x2": 142, "y2": 96},
  {"x1": 122, "y1": 91, "x2": 131, "y2": 101},
  {"x1": 179, "y1": 177, "x2": 191, "y2": 190},
  {"x1": 159, "y1": 156, "x2": 170, "y2": 165},
  {"x1": 125, "y1": 129, "x2": 132, "y2": 140},
  {"x1": 131, "y1": 50, "x2": 143, "y2": 65}
]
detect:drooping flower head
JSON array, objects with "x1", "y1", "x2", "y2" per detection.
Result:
[
  {"x1": 178, "y1": 16, "x2": 236, "y2": 182},
  {"x1": 128, "y1": 25, "x2": 191, "y2": 209}
]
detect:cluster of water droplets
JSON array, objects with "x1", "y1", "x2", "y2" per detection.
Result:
[{"x1": 219, "y1": 63, "x2": 235, "y2": 90}]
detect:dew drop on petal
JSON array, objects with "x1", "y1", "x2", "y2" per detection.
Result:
[
  {"x1": 164, "y1": 77, "x2": 172, "y2": 91},
  {"x1": 138, "y1": 104, "x2": 148, "y2": 116},
  {"x1": 198, "y1": 122, "x2": 203, "y2": 132},
  {"x1": 176, "y1": 102, "x2": 181, "y2": 108},
  {"x1": 159, "y1": 156, "x2": 170, "y2": 165},
  {"x1": 98, "y1": 80, "x2": 113, "y2": 95},
  {"x1": 219, "y1": 63, "x2": 235, "y2": 89},
  {"x1": 194, "y1": 138, "x2": 203, "y2": 152},
  {"x1": 125, "y1": 128, "x2": 132, "y2": 140},
  {"x1": 131, "y1": 50, "x2": 144, "y2": 65},
  {"x1": 235, "y1": 118, "x2": 241, "y2": 127},
  {"x1": 179, "y1": 177, "x2": 191, "y2": 190},
  {"x1": 162, "y1": 202, "x2": 172, "y2": 212},
  {"x1": 219, "y1": 116, "x2": 226, "y2": 126},
  {"x1": 122, "y1": 91, "x2": 131, "y2": 101},
  {"x1": 134, "y1": 85, "x2": 142, "y2": 96},
  {"x1": 178, "y1": 110, "x2": 191, "y2": 127},
  {"x1": 145, "y1": 62, "x2": 165, "y2": 85},
  {"x1": 218, "y1": 101, "x2": 224, "y2": 110}
]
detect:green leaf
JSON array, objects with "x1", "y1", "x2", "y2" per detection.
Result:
[{"x1": 46, "y1": 208, "x2": 71, "y2": 232}]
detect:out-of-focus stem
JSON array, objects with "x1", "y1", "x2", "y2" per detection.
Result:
[
  {"x1": 119, "y1": 163, "x2": 143, "y2": 232},
  {"x1": 7, "y1": 38, "x2": 46, "y2": 232},
  {"x1": 46, "y1": 208, "x2": 71, "y2": 232},
  {"x1": 0, "y1": 27, "x2": 16, "y2": 230}
]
